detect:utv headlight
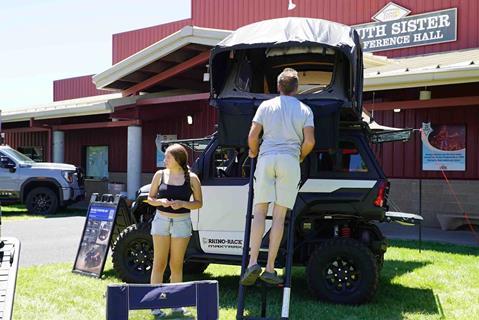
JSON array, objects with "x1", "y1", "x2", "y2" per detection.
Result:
[{"x1": 62, "y1": 171, "x2": 74, "y2": 183}]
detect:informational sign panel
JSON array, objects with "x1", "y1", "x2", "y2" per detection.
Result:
[
  {"x1": 421, "y1": 123, "x2": 466, "y2": 171},
  {"x1": 156, "y1": 134, "x2": 177, "y2": 168},
  {"x1": 73, "y1": 195, "x2": 120, "y2": 278},
  {"x1": 353, "y1": 8, "x2": 457, "y2": 52}
]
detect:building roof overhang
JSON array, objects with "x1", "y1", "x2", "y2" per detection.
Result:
[
  {"x1": 1, "y1": 93, "x2": 121, "y2": 123},
  {"x1": 364, "y1": 48, "x2": 479, "y2": 91},
  {"x1": 93, "y1": 26, "x2": 231, "y2": 93}
]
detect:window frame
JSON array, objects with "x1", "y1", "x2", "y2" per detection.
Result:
[
  {"x1": 202, "y1": 141, "x2": 249, "y2": 186},
  {"x1": 17, "y1": 146, "x2": 44, "y2": 162},
  {"x1": 308, "y1": 136, "x2": 378, "y2": 180}
]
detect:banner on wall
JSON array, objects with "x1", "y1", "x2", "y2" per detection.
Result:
[{"x1": 421, "y1": 123, "x2": 466, "y2": 171}]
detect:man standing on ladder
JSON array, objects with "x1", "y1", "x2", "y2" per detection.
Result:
[{"x1": 240, "y1": 68, "x2": 316, "y2": 286}]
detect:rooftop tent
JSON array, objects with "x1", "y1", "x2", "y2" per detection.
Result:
[{"x1": 209, "y1": 17, "x2": 364, "y2": 147}]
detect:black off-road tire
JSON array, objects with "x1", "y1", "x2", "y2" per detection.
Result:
[
  {"x1": 376, "y1": 253, "x2": 385, "y2": 271},
  {"x1": 112, "y1": 223, "x2": 209, "y2": 283},
  {"x1": 307, "y1": 238, "x2": 379, "y2": 305},
  {"x1": 112, "y1": 223, "x2": 153, "y2": 283},
  {"x1": 25, "y1": 187, "x2": 59, "y2": 215}
]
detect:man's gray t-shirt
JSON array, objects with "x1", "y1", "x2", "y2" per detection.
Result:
[{"x1": 253, "y1": 95, "x2": 314, "y2": 159}]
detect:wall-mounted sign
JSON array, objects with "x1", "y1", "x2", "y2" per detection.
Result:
[
  {"x1": 156, "y1": 134, "x2": 177, "y2": 168},
  {"x1": 421, "y1": 123, "x2": 466, "y2": 172},
  {"x1": 353, "y1": 3, "x2": 457, "y2": 52},
  {"x1": 372, "y1": 2, "x2": 411, "y2": 22}
]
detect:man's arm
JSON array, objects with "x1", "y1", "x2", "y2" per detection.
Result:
[
  {"x1": 300, "y1": 127, "x2": 315, "y2": 162},
  {"x1": 248, "y1": 121, "x2": 263, "y2": 158}
]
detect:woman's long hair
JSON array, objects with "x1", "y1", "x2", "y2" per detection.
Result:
[{"x1": 166, "y1": 144, "x2": 190, "y2": 186}]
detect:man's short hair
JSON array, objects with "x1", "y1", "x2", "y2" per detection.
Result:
[{"x1": 277, "y1": 68, "x2": 299, "y2": 95}]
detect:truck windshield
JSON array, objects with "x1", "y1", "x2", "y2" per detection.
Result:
[{"x1": 3, "y1": 148, "x2": 35, "y2": 163}]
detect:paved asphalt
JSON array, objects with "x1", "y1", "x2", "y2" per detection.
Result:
[
  {"x1": 2, "y1": 216, "x2": 86, "y2": 267},
  {"x1": 1, "y1": 216, "x2": 477, "y2": 268}
]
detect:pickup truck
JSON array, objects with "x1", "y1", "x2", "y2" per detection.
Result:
[{"x1": 0, "y1": 145, "x2": 85, "y2": 215}]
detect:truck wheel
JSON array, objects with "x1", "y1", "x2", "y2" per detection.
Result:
[
  {"x1": 112, "y1": 224, "x2": 153, "y2": 283},
  {"x1": 307, "y1": 238, "x2": 378, "y2": 305},
  {"x1": 25, "y1": 187, "x2": 59, "y2": 215}
]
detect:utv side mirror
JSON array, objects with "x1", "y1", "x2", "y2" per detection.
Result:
[{"x1": 0, "y1": 156, "x2": 16, "y2": 170}]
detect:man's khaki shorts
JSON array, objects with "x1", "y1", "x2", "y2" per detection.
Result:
[{"x1": 253, "y1": 154, "x2": 300, "y2": 209}]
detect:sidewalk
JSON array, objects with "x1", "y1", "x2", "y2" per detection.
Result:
[{"x1": 377, "y1": 222, "x2": 478, "y2": 247}]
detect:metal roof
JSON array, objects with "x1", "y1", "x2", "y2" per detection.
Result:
[
  {"x1": 1, "y1": 93, "x2": 121, "y2": 123},
  {"x1": 364, "y1": 48, "x2": 479, "y2": 91}
]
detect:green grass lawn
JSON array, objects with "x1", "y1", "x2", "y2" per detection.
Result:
[
  {"x1": 13, "y1": 240, "x2": 479, "y2": 320},
  {"x1": 0, "y1": 204, "x2": 85, "y2": 221}
]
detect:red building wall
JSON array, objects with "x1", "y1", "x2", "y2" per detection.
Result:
[
  {"x1": 191, "y1": 0, "x2": 477, "y2": 58},
  {"x1": 64, "y1": 127, "x2": 127, "y2": 172},
  {"x1": 4, "y1": 131, "x2": 50, "y2": 161},
  {"x1": 53, "y1": 75, "x2": 112, "y2": 102},
  {"x1": 59, "y1": 101, "x2": 216, "y2": 172},
  {"x1": 373, "y1": 106, "x2": 479, "y2": 180},
  {"x1": 112, "y1": 18, "x2": 192, "y2": 64}
]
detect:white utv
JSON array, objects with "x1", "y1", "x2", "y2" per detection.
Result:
[{"x1": 110, "y1": 18, "x2": 417, "y2": 305}]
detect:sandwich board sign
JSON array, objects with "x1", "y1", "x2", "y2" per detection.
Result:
[{"x1": 73, "y1": 193, "x2": 129, "y2": 278}]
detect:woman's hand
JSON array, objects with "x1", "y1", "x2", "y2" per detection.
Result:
[
  {"x1": 145, "y1": 198, "x2": 172, "y2": 207},
  {"x1": 170, "y1": 200, "x2": 185, "y2": 210}
]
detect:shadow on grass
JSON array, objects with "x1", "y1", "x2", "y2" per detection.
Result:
[
  {"x1": 389, "y1": 239, "x2": 479, "y2": 255},
  {"x1": 1, "y1": 203, "x2": 86, "y2": 219},
  {"x1": 100, "y1": 251, "x2": 447, "y2": 319},
  {"x1": 176, "y1": 260, "x2": 439, "y2": 320}
]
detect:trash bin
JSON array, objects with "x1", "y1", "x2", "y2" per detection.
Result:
[{"x1": 107, "y1": 182, "x2": 126, "y2": 196}]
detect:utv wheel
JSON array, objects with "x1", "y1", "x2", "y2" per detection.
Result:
[
  {"x1": 376, "y1": 253, "x2": 385, "y2": 271},
  {"x1": 25, "y1": 187, "x2": 59, "y2": 215},
  {"x1": 307, "y1": 238, "x2": 378, "y2": 305},
  {"x1": 112, "y1": 224, "x2": 153, "y2": 283},
  {"x1": 111, "y1": 224, "x2": 208, "y2": 283}
]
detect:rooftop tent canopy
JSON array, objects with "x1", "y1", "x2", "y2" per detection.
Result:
[{"x1": 208, "y1": 17, "x2": 364, "y2": 147}]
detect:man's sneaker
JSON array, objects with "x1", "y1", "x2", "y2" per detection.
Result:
[
  {"x1": 151, "y1": 308, "x2": 167, "y2": 319},
  {"x1": 259, "y1": 270, "x2": 283, "y2": 285},
  {"x1": 171, "y1": 307, "x2": 192, "y2": 317},
  {"x1": 239, "y1": 264, "x2": 262, "y2": 286}
]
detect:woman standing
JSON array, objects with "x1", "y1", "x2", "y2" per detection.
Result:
[{"x1": 146, "y1": 144, "x2": 203, "y2": 318}]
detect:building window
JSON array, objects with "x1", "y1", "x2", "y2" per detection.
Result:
[
  {"x1": 85, "y1": 146, "x2": 109, "y2": 180},
  {"x1": 17, "y1": 146, "x2": 44, "y2": 162}
]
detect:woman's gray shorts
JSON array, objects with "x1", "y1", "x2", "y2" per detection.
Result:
[{"x1": 150, "y1": 213, "x2": 192, "y2": 238}]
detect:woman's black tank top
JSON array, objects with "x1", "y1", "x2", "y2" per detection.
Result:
[{"x1": 156, "y1": 172, "x2": 192, "y2": 214}]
